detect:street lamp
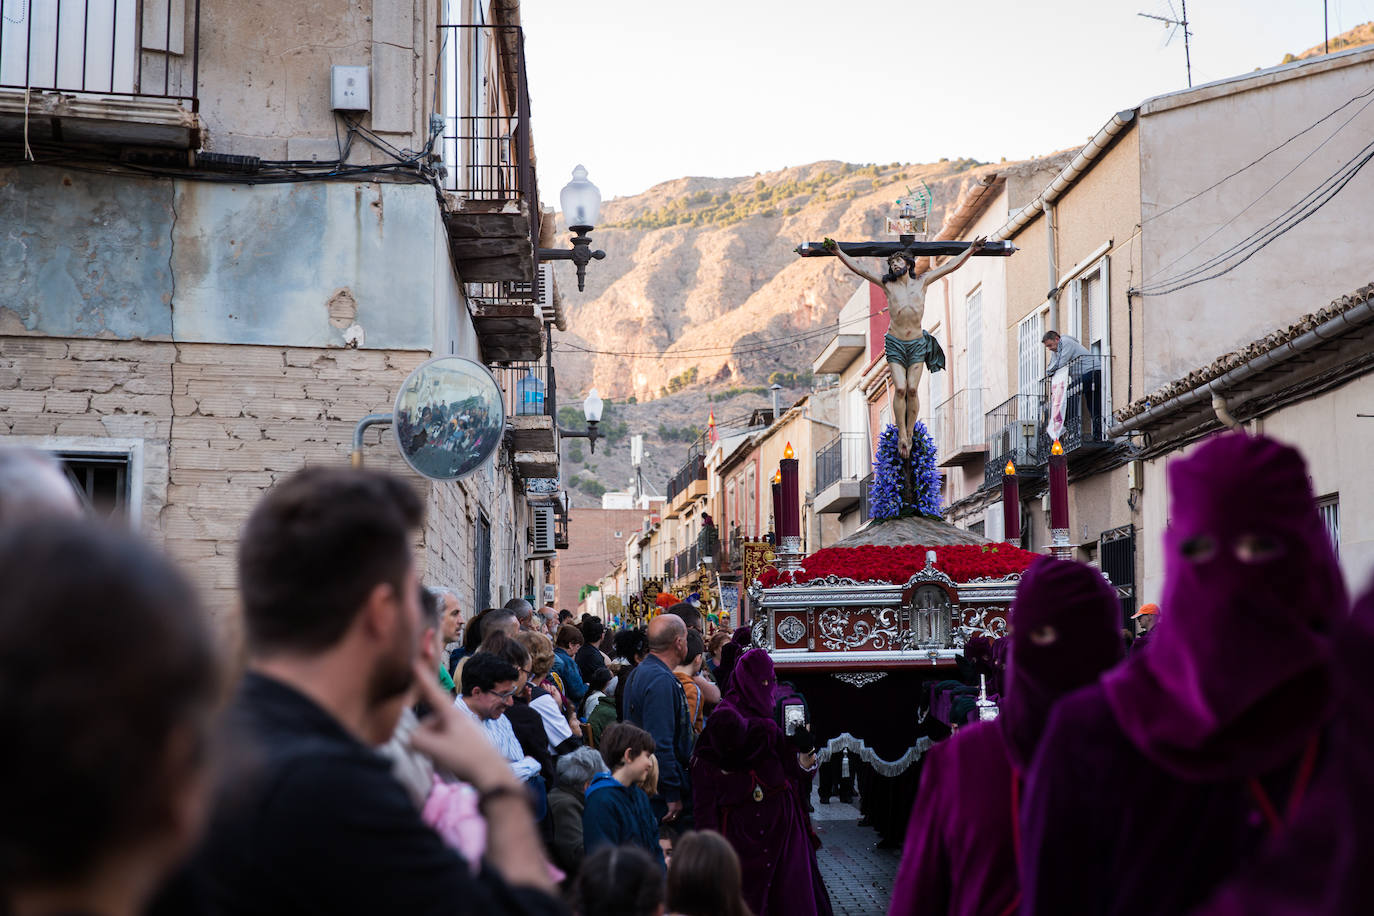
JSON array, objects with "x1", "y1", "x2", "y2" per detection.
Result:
[
  {"x1": 559, "y1": 388, "x2": 605, "y2": 452},
  {"x1": 539, "y1": 165, "x2": 607, "y2": 292}
]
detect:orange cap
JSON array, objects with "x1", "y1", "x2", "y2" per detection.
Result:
[{"x1": 1131, "y1": 603, "x2": 1160, "y2": 619}]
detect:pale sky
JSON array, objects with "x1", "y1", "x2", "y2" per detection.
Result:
[{"x1": 522, "y1": 0, "x2": 1374, "y2": 202}]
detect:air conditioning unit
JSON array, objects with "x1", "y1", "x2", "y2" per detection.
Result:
[{"x1": 531, "y1": 506, "x2": 556, "y2": 555}]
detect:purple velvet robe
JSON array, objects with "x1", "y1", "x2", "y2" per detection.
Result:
[
  {"x1": 1020, "y1": 434, "x2": 1346, "y2": 916},
  {"x1": 890, "y1": 557, "x2": 1121, "y2": 916},
  {"x1": 888, "y1": 723, "x2": 1018, "y2": 916},
  {"x1": 1190, "y1": 585, "x2": 1374, "y2": 915},
  {"x1": 693, "y1": 649, "x2": 833, "y2": 916}
]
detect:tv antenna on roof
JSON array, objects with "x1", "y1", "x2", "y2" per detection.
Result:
[{"x1": 1138, "y1": 0, "x2": 1193, "y2": 88}]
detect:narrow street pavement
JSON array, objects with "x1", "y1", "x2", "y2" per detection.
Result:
[{"x1": 812, "y1": 788, "x2": 901, "y2": 916}]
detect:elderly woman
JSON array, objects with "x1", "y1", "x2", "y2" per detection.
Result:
[
  {"x1": 692, "y1": 648, "x2": 833, "y2": 916},
  {"x1": 515, "y1": 630, "x2": 582, "y2": 755},
  {"x1": 547, "y1": 747, "x2": 606, "y2": 877}
]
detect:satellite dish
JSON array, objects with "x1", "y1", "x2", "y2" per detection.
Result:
[{"x1": 392, "y1": 356, "x2": 506, "y2": 480}]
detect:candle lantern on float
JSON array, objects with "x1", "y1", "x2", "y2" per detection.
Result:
[
  {"x1": 776, "y1": 443, "x2": 803, "y2": 572},
  {"x1": 1047, "y1": 439, "x2": 1072, "y2": 559},
  {"x1": 770, "y1": 469, "x2": 781, "y2": 544},
  {"x1": 1002, "y1": 460, "x2": 1021, "y2": 544}
]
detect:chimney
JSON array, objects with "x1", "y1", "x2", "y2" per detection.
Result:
[{"x1": 770, "y1": 383, "x2": 783, "y2": 424}]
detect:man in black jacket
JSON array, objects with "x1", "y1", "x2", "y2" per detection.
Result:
[{"x1": 179, "y1": 469, "x2": 561, "y2": 915}]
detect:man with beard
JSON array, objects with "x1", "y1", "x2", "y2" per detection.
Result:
[
  {"x1": 825, "y1": 236, "x2": 984, "y2": 458},
  {"x1": 182, "y1": 469, "x2": 558, "y2": 914}
]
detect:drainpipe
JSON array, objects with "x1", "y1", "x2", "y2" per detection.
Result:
[
  {"x1": 1046, "y1": 203, "x2": 1060, "y2": 331},
  {"x1": 1108, "y1": 295, "x2": 1374, "y2": 437}
]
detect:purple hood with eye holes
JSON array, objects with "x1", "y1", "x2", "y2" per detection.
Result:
[
  {"x1": 999, "y1": 555, "x2": 1124, "y2": 771},
  {"x1": 1101, "y1": 432, "x2": 1346, "y2": 781}
]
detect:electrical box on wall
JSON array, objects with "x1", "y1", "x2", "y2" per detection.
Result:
[
  {"x1": 1126, "y1": 459, "x2": 1144, "y2": 491},
  {"x1": 331, "y1": 65, "x2": 370, "y2": 111}
]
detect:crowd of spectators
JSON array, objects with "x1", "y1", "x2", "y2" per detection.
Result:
[{"x1": 9, "y1": 430, "x2": 1359, "y2": 916}]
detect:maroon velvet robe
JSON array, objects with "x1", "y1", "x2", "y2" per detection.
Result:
[
  {"x1": 888, "y1": 723, "x2": 1018, "y2": 916},
  {"x1": 692, "y1": 649, "x2": 833, "y2": 916},
  {"x1": 890, "y1": 557, "x2": 1121, "y2": 916}
]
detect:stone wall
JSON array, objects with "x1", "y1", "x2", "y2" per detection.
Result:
[{"x1": 0, "y1": 335, "x2": 520, "y2": 635}]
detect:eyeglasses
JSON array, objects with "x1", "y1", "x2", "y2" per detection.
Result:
[{"x1": 486, "y1": 685, "x2": 522, "y2": 700}]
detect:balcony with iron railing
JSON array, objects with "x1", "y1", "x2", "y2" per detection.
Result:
[
  {"x1": 1038, "y1": 354, "x2": 1112, "y2": 457},
  {"x1": 983, "y1": 393, "x2": 1048, "y2": 490},
  {"x1": 932, "y1": 388, "x2": 989, "y2": 468},
  {"x1": 857, "y1": 471, "x2": 874, "y2": 523},
  {"x1": 664, "y1": 450, "x2": 707, "y2": 518},
  {"x1": 491, "y1": 360, "x2": 557, "y2": 477},
  {"x1": 0, "y1": 0, "x2": 202, "y2": 148},
  {"x1": 437, "y1": 22, "x2": 541, "y2": 308},
  {"x1": 814, "y1": 431, "x2": 869, "y2": 514}
]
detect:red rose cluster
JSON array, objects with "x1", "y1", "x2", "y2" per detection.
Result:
[{"x1": 757, "y1": 543, "x2": 1039, "y2": 588}]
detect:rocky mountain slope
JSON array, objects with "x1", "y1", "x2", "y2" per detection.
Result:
[
  {"x1": 1281, "y1": 21, "x2": 1374, "y2": 64},
  {"x1": 545, "y1": 154, "x2": 1075, "y2": 506}
]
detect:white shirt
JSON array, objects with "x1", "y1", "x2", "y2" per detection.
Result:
[
  {"x1": 530, "y1": 692, "x2": 574, "y2": 752},
  {"x1": 454, "y1": 696, "x2": 542, "y2": 783}
]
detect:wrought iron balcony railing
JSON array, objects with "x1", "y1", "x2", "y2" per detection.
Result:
[
  {"x1": 1039, "y1": 354, "x2": 1111, "y2": 456},
  {"x1": 1, "y1": 0, "x2": 201, "y2": 105},
  {"x1": 491, "y1": 362, "x2": 556, "y2": 419},
  {"x1": 857, "y1": 471, "x2": 874, "y2": 521},
  {"x1": 814, "y1": 431, "x2": 868, "y2": 494},
  {"x1": 983, "y1": 393, "x2": 1047, "y2": 489},
  {"x1": 665, "y1": 451, "x2": 706, "y2": 504}
]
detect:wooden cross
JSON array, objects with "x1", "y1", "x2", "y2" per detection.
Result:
[{"x1": 795, "y1": 238, "x2": 1016, "y2": 258}]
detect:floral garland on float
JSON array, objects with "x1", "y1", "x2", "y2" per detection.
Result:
[{"x1": 758, "y1": 542, "x2": 1039, "y2": 588}]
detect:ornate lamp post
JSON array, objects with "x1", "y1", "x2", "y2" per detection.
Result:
[
  {"x1": 538, "y1": 165, "x2": 607, "y2": 292},
  {"x1": 558, "y1": 388, "x2": 604, "y2": 452}
]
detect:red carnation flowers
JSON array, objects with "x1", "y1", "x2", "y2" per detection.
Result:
[{"x1": 757, "y1": 543, "x2": 1038, "y2": 588}]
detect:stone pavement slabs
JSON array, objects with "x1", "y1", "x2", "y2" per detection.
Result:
[{"x1": 811, "y1": 789, "x2": 901, "y2": 916}]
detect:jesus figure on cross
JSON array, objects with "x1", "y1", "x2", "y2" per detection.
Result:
[{"x1": 825, "y1": 236, "x2": 986, "y2": 458}]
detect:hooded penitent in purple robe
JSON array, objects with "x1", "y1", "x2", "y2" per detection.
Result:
[
  {"x1": 1189, "y1": 583, "x2": 1374, "y2": 916},
  {"x1": 1020, "y1": 433, "x2": 1345, "y2": 916},
  {"x1": 715, "y1": 625, "x2": 752, "y2": 692},
  {"x1": 888, "y1": 557, "x2": 1121, "y2": 916},
  {"x1": 692, "y1": 648, "x2": 833, "y2": 916}
]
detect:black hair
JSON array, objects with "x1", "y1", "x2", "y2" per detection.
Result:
[
  {"x1": 664, "y1": 602, "x2": 702, "y2": 632},
  {"x1": 683, "y1": 629, "x2": 705, "y2": 667},
  {"x1": 580, "y1": 615, "x2": 605, "y2": 644},
  {"x1": 461, "y1": 651, "x2": 520, "y2": 696},
  {"x1": 614, "y1": 627, "x2": 648, "y2": 662},
  {"x1": 588, "y1": 667, "x2": 613, "y2": 692},
  {"x1": 881, "y1": 252, "x2": 917, "y2": 283},
  {"x1": 238, "y1": 468, "x2": 424, "y2": 654},
  {"x1": 571, "y1": 845, "x2": 664, "y2": 916},
  {"x1": 0, "y1": 520, "x2": 219, "y2": 887}
]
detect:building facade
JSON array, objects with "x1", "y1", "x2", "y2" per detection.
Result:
[{"x1": 1, "y1": 0, "x2": 574, "y2": 632}]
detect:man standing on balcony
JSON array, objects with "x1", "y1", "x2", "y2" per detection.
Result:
[
  {"x1": 1042, "y1": 330, "x2": 1101, "y2": 440},
  {"x1": 825, "y1": 237, "x2": 985, "y2": 458}
]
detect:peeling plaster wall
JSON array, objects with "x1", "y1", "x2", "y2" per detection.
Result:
[{"x1": 1, "y1": 167, "x2": 454, "y2": 352}]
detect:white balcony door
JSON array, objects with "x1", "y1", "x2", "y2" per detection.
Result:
[
  {"x1": 965, "y1": 289, "x2": 983, "y2": 445},
  {"x1": 2, "y1": 0, "x2": 136, "y2": 93}
]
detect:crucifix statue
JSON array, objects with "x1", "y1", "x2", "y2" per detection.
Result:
[{"x1": 823, "y1": 235, "x2": 986, "y2": 457}]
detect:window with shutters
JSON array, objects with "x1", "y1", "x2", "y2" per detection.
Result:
[
  {"x1": 745, "y1": 465, "x2": 757, "y2": 538},
  {"x1": 965, "y1": 289, "x2": 983, "y2": 444},
  {"x1": 1064, "y1": 257, "x2": 1112, "y2": 421},
  {"x1": 1018, "y1": 306, "x2": 1048, "y2": 395}
]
